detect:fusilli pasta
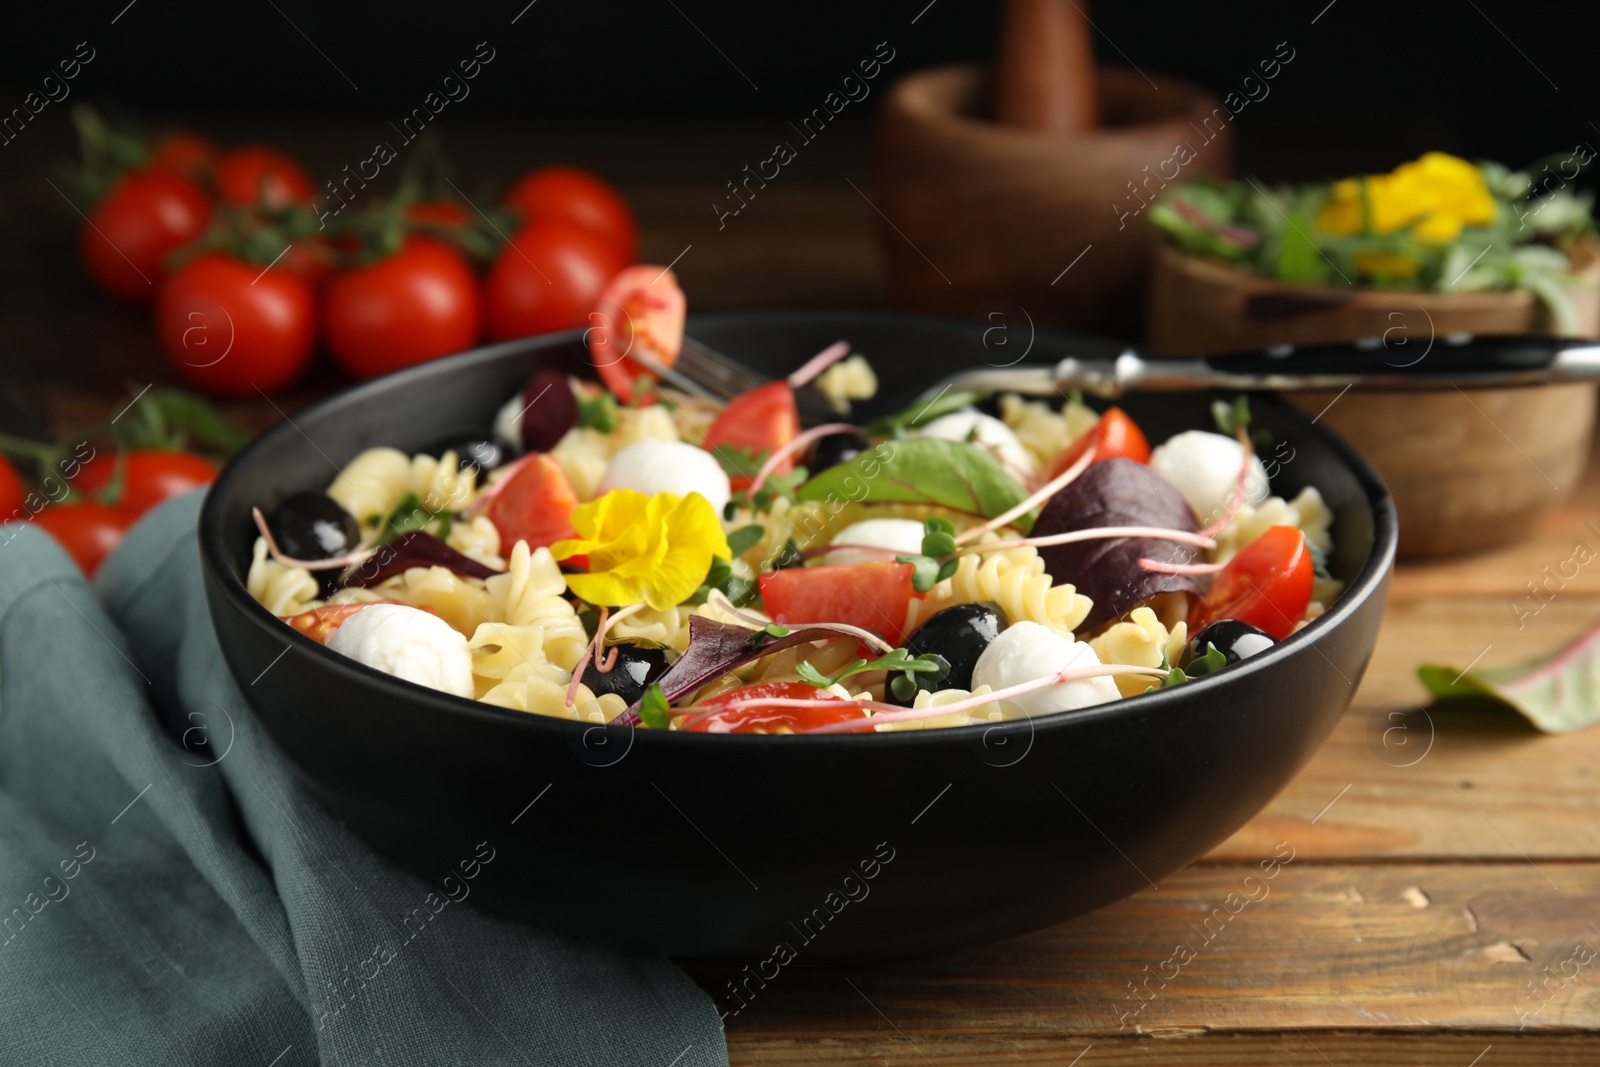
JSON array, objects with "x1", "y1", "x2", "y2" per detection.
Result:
[
  {"x1": 1088, "y1": 606, "x2": 1187, "y2": 697},
  {"x1": 907, "y1": 541, "x2": 1093, "y2": 641},
  {"x1": 247, "y1": 537, "x2": 319, "y2": 616},
  {"x1": 998, "y1": 393, "x2": 1097, "y2": 471},
  {"x1": 485, "y1": 542, "x2": 587, "y2": 670}
]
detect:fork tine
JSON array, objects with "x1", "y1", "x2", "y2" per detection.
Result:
[
  {"x1": 678, "y1": 335, "x2": 772, "y2": 395},
  {"x1": 627, "y1": 349, "x2": 731, "y2": 404}
]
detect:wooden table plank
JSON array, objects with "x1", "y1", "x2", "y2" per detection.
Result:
[{"x1": 704, "y1": 863, "x2": 1600, "y2": 1062}]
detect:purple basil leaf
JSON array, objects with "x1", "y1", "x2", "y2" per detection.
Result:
[
  {"x1": 342, "y1": 531, "x2": 501, "y2": 589},
  {"x1": 519, "y1": 367, "x2": 578, "y2": 452},
  {"x1": 615, "y1": 616, "x2": 871, "y2": 726},
  {"x1": 1032, "y1": 458, "x2": 1201, "y2": 631}
]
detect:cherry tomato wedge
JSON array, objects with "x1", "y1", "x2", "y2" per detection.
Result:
[
  {"x1": 586, "y1": 266, "x2": 687, "y2": 402},
  {"x1": 1047, "y1": 407, "x2": 1150, "y2": 479},
  {"x1": 679, "y1": 681, "x2": 872, "y2": 734},
  {"x1": 758, "y1": 561, "x2": 917, "y2": 648},
  {"x1": 30, "y1": 502, "x2": 138, "y2": 576},
  {"x1": 281, "y1": 600, "x2": 414, "y2": 644},
  {"x1": 703, "y1": 381, "x2": 799, "y2": 490},
  {"x1": 480, "y1": 453, "x2": 580, "y2": 551},
  {"x1": 76, "y1": 450, "x2": 217, "y2": 516},
  {"x1": 1188, "y1": 525, "x2": 1313, "y2": 640}
]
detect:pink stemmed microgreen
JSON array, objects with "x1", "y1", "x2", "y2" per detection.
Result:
[
  {"x1": 785, "y1": 340, "x2": 853, "y2": 389},
  {"x1": 565, "y1": 601, "x2": 646, "y2": 707},
  {"x1": 745, "y1": 422, "x2": 857, "y2": 497}
]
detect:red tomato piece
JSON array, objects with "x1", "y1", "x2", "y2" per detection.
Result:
[
  {"x1": 585, "y1": 265, "x2": 687, "y2": 401},
  {"x1": 758, "y1": 561, "x2": 917, "y2": 648},
  {"x1": 0, "y1": 455, "x2": 24, "y2": 518},
  {"x1": 80, "y1": 169, "x2": 213, "y2": 303},
  {"x1": 1047, "y1": 407, "x2": 1150, "y2": 480},
  {"x1": 148, "y1": 131, "x2": 221, "y2": 185},
  {"x1": 484, "y1": 219, "x2": 628, "y2": 341},
  {"x1": 155, "y1": 252, "x2": 317, "y2": 395},
  {"x1": 679, "y1": 681, "x2": 872, "y2": 734},
  {"x1": 326, "y1": 238, "x2": 481, "y2": 380},
  {"x1": 76, "y1": 450, "x2": 217, "y2": 516},
  {"x1": 1188, "y1": 525, "x2": 1314, "y2": 640},
  {"x1": 30, "y1": 502, "x2": 138, "y2": 576},
  {"x1": 481, "y1": 453, "x2": 580, "y2": 551},
  {"x1": 504, "y1": 165, "x2": 637, "y2": 263},
  {"x1": 703, "y1": 382, "x2": 800, "y2": 490},
  {"x1": 215, "y1": 146, "x2": 316, "y2": 207}
]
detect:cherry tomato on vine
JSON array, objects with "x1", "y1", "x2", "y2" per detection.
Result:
[
  {"x1": 80, "y1": 169, "x2": 213, "y2": 303},
  {"x1": 1188, "y1": 525, "x2": 1313, "y2": 640},
  {"x1": 76, "y1": 450, "x2": 217, "y2": 516},
  {"x1": 30, "y1": 502, "x2": 138, "y2": 576},
  {"x1": 216, "y1": 146, "x2": 315, "y2": 207},
  {"x1": 325, "y1": 238, "x2": 481, "y2": 379},
  {"x1": 484, "y1": 219, "x2": 627, "y2": 342},
  {"x1": 504, "y1": 165, "x2": 637, "y2": 263},
  {"x1": 148, "y1": 130, "x2": 221, "y2": 185},
  {"x1": 704, "y1": 381, "x2": 799, "y2": 489},
  {"x1": 405, "y1": 200, "x2": 471, "y2": 227},
  {"x1": 1047, "y1": 407, "x2": 1150, "y2": 479},
  {"x1": 155, "y1": 252, "x2": 317, "y2": 395},
  {"x1": 0, "y1": 455, "x2": 25, "y2": 518},
  {"x1": 679, "y1": 681, "x2": 872, "y2": 734},
  {"x1": 584, "y1": 265, "x2": 686, "y2": 401}
]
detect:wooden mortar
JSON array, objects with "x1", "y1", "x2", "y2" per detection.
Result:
[{"x1": 1148, "y1": 241, "x2": 1600, "y2": 558}]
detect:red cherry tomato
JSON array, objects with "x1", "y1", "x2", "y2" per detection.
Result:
[
  {"x1": 30, "y1": 502, "x2": 138, "y2": 576},
  {"x1": 0, "y1": 455, "x2": 24, "y2": 518},
  {"x1": 155, "y1": 252, "x2": 317, "y2": 396},
  {"x1": 216, "y1": 146, "x2": 315, "y2": 207},
  {"x1": 704, "y1": 381, "x2": 799, "y2": 490},
  {"x1": 80, "y1": 169, "x2": 213, "y2": 303},
  {"x1": 405, "y1": 200, "x2": 471, "y2": 227},
  {"x1": 679, "y1": 680, "x2": 872, "y2": 734},
  {"x1": 585, "y1": 265, "x2": 687, "y2": 401},
  {"x1": 758, "y1": 561, "x2": 917, "y2": 648},
  {"x1": 148, "y1": 131, "x2": 221, "y2": 184},
  {"x1": 1047, "y1": 407, "x2": 1150, "y2": 479},
  {"x1": 281, "y1": 238, "x2": 333, "y2": 287},
  {"x1": 76, "y1": 450, "x2": 217, "y2": 516},
  {"x1": 325, "y1": 238, "x2": 481, "y2": 380},
  {"x1": 484, "y1": 220, "x2": 627, "y2": 342},
  {"x1": 1188, "y1": 525, "x2": 1314, "y2": 640},
  {"x1": 480, "y1": 453, "x2": 580, "y2": 551},
  {"x1": 504, "y1": 165, "x2": 637, "y2": 262}
]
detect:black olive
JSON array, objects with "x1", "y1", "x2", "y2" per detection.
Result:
[
  {"x1": 431, "y1": 438, "x2": 505, "y2": 482},
  {"x1": 267, "y1": 491, "x2": 360, "y2": 598},
  {"x1": 892, "y1": 602, "x2": 1004, "y2": 704},
  {"x1": 803, "y1": 427, "x2": 871, "y2": 473},
  {"x1": 1183, "y1": 620, "x2": 1275, "y2": 676},
  {"x1": 580, "y1": 642, "x2": 671, "y2": 706}
]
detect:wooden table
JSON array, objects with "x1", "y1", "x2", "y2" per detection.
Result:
[{"x1": 5, "y1": 121, "x2": 1600, "y2": 1064}]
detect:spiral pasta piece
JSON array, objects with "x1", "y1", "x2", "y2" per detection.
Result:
[
  {"x1": 874, "y1": 685, "x2": 1005, "y2": 732},
  {"x1": 326, "y1": 447, "x2": 413, "y2": 527},
  {"x1": 1088, "y1": 606, "x2": 1187, "y2": 697},
  {"x1": 445, "y1": 514, "x2": 505, "y2": 569},
  {"x1": 479, "y1": 658, "x2": 626, "y2": 723},
  {"x1": 486, "y1": 542, "x2": 587, "y2": 670},
  {"x1": 907, "y1": 542, "x2": 1093, "y2": 641},
  {"x1": 374, "y1": 565, "x2": 500, "y2": 638},
  {"x1": 407, "y1": 450, "x2": 475, "y2": 515},
  {"x1": 998, "y1": 394, "x2": 1097, "y2": 471},
  {"x1": 247, "y1": 537, "x2": 319, "y2": 616}
]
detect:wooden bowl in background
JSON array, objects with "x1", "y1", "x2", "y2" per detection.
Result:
[
  {"x1": 874, "y1": 64, "x2": 1233, "y2": 339},
  {"x1": 1148, "y1": 241, "x2": 1600, "y2": 558}
]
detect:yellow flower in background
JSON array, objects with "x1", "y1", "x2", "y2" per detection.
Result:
[
  {"x1": 1351, "y1": 249, "x2": 1421, "y2": 281},
  {"x1": 1316, "y1": 152, "x2": 1497, "y2": 245},
  {"x1": 551, "y1": 490, "x2": 731, "y2": 609}
]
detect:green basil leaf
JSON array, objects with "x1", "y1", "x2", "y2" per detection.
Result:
[
  {"x1": 797, "y1": 438, "x2": 1029, "y2": 526},
  {"x1": 638, "y1": 683, "x2": 672, "y2": 730}
]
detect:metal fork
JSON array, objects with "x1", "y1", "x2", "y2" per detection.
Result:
[{"x1": 632, "y1": 336, "x2": 843, "y2": 425}]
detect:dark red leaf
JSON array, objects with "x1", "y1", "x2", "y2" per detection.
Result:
[
  {"x1": 519, "y1": 367, "x2": 578, "y2": 452},
  {"x1": 342, "y1": 530, "x2": 501, "y2": 589}
]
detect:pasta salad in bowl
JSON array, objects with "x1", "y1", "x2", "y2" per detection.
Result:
[{"x1": 199, "y1": 297, "x2": 1395, "y2": 961}]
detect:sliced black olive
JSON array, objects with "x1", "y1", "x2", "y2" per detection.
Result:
[
  {"x1": 803, "y1": 427, "x2": 871, "y2": 473},
  {"x1": 432, "y1": 438, "x2": 505, "y2": 481},
  {"x1": 1183, "y1": 620, "x2": 1275, "y2": 677},
  {"x1": 892, "y1": 601, "x2": 1004, "y2": 704},
  {"x1": 580, "y1": 642, "x2": 671, "y2": 706},
  {"x1": 267, "y1": 491, "x2": 361, "y2": 598}
]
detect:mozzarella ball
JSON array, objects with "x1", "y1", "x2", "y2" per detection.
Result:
[
  {"x1": 911, "y1": 410, "x2": 1036, "y2": 475},
  {"x1": 824, "y1": 518, "x2": 927, "y2": 566},
  {"x1": 598, "y1": 440, "x2": 732, "y2": 513},
  {"x1": 327, "y1": 603, "x2": 475, "y2": 698},
  {"x1": 970, "y1": 621, "x2": 1120, "y2": 717},
  {"x1": 1149, "y1": 430, "x2": 1270, "y2": 521},
  {"x1": 492, "y1": 393, "x2": 525, "y2": 453}
]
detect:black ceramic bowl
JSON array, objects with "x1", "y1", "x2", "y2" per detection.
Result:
[{"x1": 200, "y1": 311, "x2": 1396, "y2": 963}]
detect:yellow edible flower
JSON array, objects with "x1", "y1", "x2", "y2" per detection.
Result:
[
  {"x1": 550, "y1": 490, "x2": 731, "y2": 610},
  {"x1": 1316, "y1": 152, "x2": 1497, "y2": 245}
]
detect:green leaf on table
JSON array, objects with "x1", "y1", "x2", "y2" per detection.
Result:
[
  {"x1": 1418, "y1": 622, "x2": 1600, "y2": 732},
  {"x1": 796, "y1": 437, "x2": 1029, "y2": 527}
]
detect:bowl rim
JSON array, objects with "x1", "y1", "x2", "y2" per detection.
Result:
[{"x1": 198, "y1": 310, "x2": 1398, "y2": 749}]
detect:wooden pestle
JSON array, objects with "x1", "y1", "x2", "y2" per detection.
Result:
[{"x1": 991, "y1": 0, "x2": 1100, "y2": 132}]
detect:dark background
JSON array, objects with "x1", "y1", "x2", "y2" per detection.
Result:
[{"x1": 2, "y1": 0, "x2": 1593, "y2": 180}]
